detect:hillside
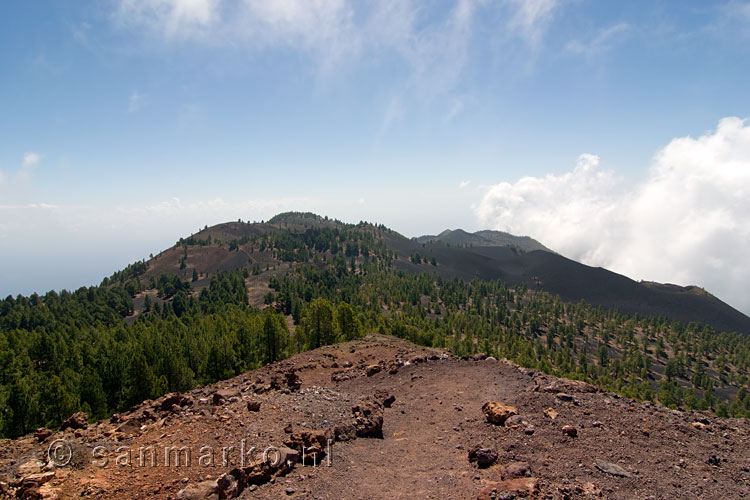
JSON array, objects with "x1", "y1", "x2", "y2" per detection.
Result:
[
  {"x1": 1, "y1": 335, "x2": 748, "y2": 499},
  {"x1": 415, "y1": 228, "x2": 552, "y2": 253},
  {"x1": 140, "y1": 212, "x2": 750, "y2": 335},
  {"x1": 1, "y1": 211, "x2": 749, "y2": 446}
]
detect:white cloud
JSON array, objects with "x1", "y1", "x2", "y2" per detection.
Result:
[
  {"x1": 476, "y1": 117, "x2": 750, "y2": 316},
  {"x1": 113, "y1": 1, "x2": 561, "y2": 109},
  {"x1": 459, "y1": 180, "x2": 471, "y2": 188},
  {"x1": 116, "y1": 0, "x2": 220, "y2": 39},
  {"x1": 565, "y1": 23, "x2": 630, "y2": 58},
  {"x1": 23, "y1": 152, "x2": 41, "y2": 169},
  {"x1": 505, "y1": 0, "x2": 560, "y2": 47}
]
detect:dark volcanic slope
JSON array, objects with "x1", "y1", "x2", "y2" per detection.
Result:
[
  {"x1": 392, "y1": 239, "x2": 750, "y2": 335},
  {"x1": 415, "y1": 228, "x2": 552, "y2": 253}
]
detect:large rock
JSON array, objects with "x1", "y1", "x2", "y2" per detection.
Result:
[
  {"x1": 352, "y1": 399, "x2": 384, "y2": 438},
  {"x1": 538, "y1": 379, "x2": 597, "y2": 394},
  {"x1": 373, "y1": 390, "x2": 395, "y2": 408},
  {"x1": 482, "y1": 402, "x2": 518, "y2": 426},
  {"x1": 217, "y1": 468, "x2": 247, "y2": 498},
  {"x1": 60, "y1": 412, "x2": 88, "y2": 431},
  {"x1": 283, "y1": 429, "x2": 332, "y2": 464},
  {"x1": 468, "y1": 446, "x2": 498, "y2": 469},
  {"x1": 477, "y1": 478, "x2": 539, "y2": 499},
  {"x1": 158, "y1": 393, "x2": 192, "y2": 412},
  {"x1": 34, "y1": 428, "x2": 53, "y2": 442},
  {"x1": 176, "y1": 480, "x2": 219, "y2": 500},
  {"x1": 17, "y1": 460, "x2": 44, "y2": 477}
]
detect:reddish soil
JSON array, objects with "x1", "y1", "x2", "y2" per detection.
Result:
[{"x1": 1, "y1": 334, "x2": 748, "y2": 499}]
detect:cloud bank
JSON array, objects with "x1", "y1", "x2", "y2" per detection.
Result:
[{"x1": 476, "y1": 117, "x2": 750, "y2": 315}]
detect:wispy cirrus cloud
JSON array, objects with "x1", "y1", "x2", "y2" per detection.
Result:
[
  {"x1": 115, "y1": 0, "x2": 221, "y2": 40},
  {"x1": 113, "y1": 0, "x2": 565, "y2": 108},
  {"x1": 566, "y1": 23, "x2": 630, "y2": 58},
  {"x1": 504, "y1": 0, "x2": 561, "y2": 47}
]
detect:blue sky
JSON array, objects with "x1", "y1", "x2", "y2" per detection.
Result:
[{"x1": 2, "y1": 0, "x2": 750, "y2": 315}]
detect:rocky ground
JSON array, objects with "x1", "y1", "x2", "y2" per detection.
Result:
[{"x1": 1, "y1": 334, "x2": 748, "y2": 499}]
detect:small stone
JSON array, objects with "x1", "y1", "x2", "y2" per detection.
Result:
[
  {"x1": 594, "y1": 459, "x2": 633, "y2": 478},
  {"x1": 503, "y1": 461, "x2": 531, "y2": 479},
  {"x1": 562, "y1": 425, "x2": 578, "y2": 438},
  {"x1": 365, "y1": 365, "x2": 381, "y2": 377}
]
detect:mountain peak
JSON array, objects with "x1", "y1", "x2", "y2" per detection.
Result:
[{"x1": 416, "y1": 228, "x2": 552, "y2": 253}]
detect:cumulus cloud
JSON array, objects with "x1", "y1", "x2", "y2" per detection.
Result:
[
  {"x1": 23, "y1": 152, "x2": 41, "y2": 169},
  {"x1": 459, "y1": 180, "x2": 471, "y2": 188},
  {"x1": 476, "y1": 117, "x2": 750, "y2": 315}
]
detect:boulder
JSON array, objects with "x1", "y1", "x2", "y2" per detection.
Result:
[
  {"x1": 159, "y1": 393, "x2": 191, "y2": 412},
  {"x1": 539, "y1": 379, "x2": 597, "y2": 394},
  {"x1": 34, "y1": 428, "x2": 53, "y2": 442},
  {"x1": 17, "y1": 460, "x2": 44, "y2": 477},
  {"x1": 333, "y1": 423, "x2": 356, "y2": 442},
  {"x1": 60, "y1": 412, "x2": 88, "y2": 431},
  {"x1": 373, "y1": 390, "x2": 395, "y2": 408},
  {"x1": 482, "y1": 402, "x2": 518, "y2": 426},
  {"x1": 246, "y1": 401, "x2": 262, "y2": 412},
  {"x1": 283, "y1": 429, "x2": 332, "y2": 464},
  {"x1": 351, "y1": 399, "x2": 384, "y2": 438},
  {"x1": 217, "y1": 468, "x2": 247, "y2": 498},
  {"x1": 468, "y1": 446, "x2": 498, "y2": 469}
]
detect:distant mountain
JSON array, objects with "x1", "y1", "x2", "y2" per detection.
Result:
[
  {"x1": 415, "y1": 228, "x2": 552, "y2": 253},
  {"x1": 141, "y1": 212, "x2": 750, "y2": 335}
]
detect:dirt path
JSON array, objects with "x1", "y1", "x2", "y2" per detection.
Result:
[{"x1": 2, "y1": 335, "x2": 748, "y2": 499}]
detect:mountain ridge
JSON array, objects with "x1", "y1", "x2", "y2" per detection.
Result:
[{"x1": 149, "y1": 213, "x2": 749, "y2": 335}]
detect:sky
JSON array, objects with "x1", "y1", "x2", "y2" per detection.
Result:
[{"x1": 1, "y1": 0, "x2": 750, "y2": 315}]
